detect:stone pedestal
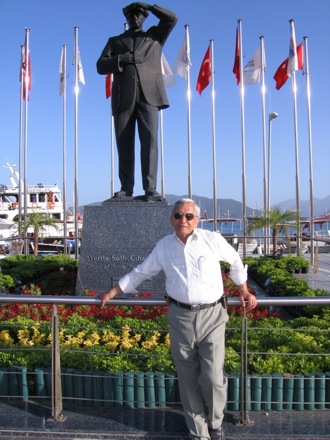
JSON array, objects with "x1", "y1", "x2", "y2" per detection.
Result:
[{"x1": 76, "y1": 201, "x2": 173, "y2": 295}]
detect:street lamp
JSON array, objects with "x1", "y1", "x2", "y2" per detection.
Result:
[{"x1": 266, "y1": 112, "x2": 278, "y2": 254}]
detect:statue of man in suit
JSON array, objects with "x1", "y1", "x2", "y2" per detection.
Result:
[{"x1": 97, "y1": 2, "x2": 178, "y2": 201}]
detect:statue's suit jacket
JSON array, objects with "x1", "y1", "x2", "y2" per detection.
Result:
[{"x1": 96, "y1": 5, "x2": 178, "y2": 115}]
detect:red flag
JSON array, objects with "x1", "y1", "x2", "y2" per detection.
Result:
[
  {"x1": 105, "y1": 74, "x2": 112, "y2": 99},
  {"x1": 273, "y1": 58, "x2": 289, "y2": 90},
  {"x1": 273, "y1": 43, "x2": 303, "y2": 90},
  {"x1": 233, "y1": 28, "x2": 240, "y2": 84},
  {"x1": 20, "y1": 43, "x2": 31, "y2": 101},
  {"x1": 196, "y1": 45, "x2": 211, "y2": 95}
]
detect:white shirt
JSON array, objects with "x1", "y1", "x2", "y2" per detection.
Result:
[{"x1": 119, "y1": 228, "x2": 247, "y2": 305}]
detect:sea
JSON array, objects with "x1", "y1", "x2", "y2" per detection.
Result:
[
  {"x1": 199, "y1": 219, "x2": 243, "y2": 235},
  {"x1": 199, "y1": 219, "x2": 330, "y2": 242}
]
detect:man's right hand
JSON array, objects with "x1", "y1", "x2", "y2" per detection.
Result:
[
  {"x1": 135, "y1": 2, "x2": 151, "y2": 10},
  {"x1": 98, "y1": 285, "x2": 122, "y2": 308},
  {"x1": 120, "y1": 52, "x2": 134, "y2": 66}
]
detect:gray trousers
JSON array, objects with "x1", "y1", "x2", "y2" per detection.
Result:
[{"x1": 168, "y1": 302, "x2": 229, "y2": 440}]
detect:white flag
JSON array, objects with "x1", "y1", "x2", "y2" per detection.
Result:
[
  {"x1": 59, "y1": 46, "x2": 66, "y2": 95},
  {"x1": 243, "y1": 46, "x2": 265, "y2": 85},
  {"x1": 77, "y1": 47, "x2": 85, "y2": 85},
  {"x1": 161, "y1": 53, "x2": 176, "y2": 88},
  {"x1": 287, "y1": 20, "x2": 298, "y2": 76},
  {"x1": 173, "y1": 29, "x2": 192, "y2": 79}
]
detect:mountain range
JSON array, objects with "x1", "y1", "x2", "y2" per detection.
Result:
[
  {"x1": 165, "y1": 194, "x2": 330, "y2": 219},
  {"x1": 83, "y1": 194, "x2": 330, "y2": 219}
]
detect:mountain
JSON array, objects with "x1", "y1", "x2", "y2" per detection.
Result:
[
  {"x1": 165, "y1": 194, "x2": 260, "y2": 219},
  {"x1": 81, "y1": 194, "x2": 330, "y2": 219},
  {"x1": 272, "y1": 195, "x2": 330, "y2": 217}
]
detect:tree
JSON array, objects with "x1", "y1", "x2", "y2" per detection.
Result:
[
  {"x1": 247, "y1": 206, "x2": 297, "y2": 256},
  {"x1": 18, "y1": 213, "x2": 59, "y2": 256}
]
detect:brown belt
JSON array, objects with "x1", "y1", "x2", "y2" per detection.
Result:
[{"x1": 168, "y1": 296, "x2": 225, "y2": 312}]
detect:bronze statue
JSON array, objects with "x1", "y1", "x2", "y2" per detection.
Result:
[{"x1": 97, "y1": 2, "x2": 178, "y2": 201}]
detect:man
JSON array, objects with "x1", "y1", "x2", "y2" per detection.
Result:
[
  {"x1": 99, "y1": 198, "x2": 257, "y2": 440},
  {"x1": 96, "y1": 2, "x2": 177, "y2": 200}
]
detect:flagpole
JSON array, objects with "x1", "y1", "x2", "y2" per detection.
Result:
[
  {"x1": 292, "y1": 70, "x2": 301, "y2": 256},
  {"x1": 184, "y1": 25, "x2": 192, "y2": 199},
  {"x1": 60, "y1": 44, "x2": 68, "y2": 254},
  {"x1": 209, "y1": 40, "x2": 217, "y2": 231},
  {"x1": 289, "y1": 19, "x2": 301, "y2": 256},
  {"x1": 23, "y1": 28, "x2": 30, "y2": 254},
  {"x1": 238, "y1": 20, "x2": 247, "y2": 257},
  {"x1": 18, "y1": 45, "x2": 24, "y2": 237},
  {"x1": 73, "y1": 26, "x2": 80, "y2": 259},
  {"x1": 259, "y1": 35, "x2": 268, "y2": 254},
  {"x1": 303, "y1": 36, "x2": 315, "y2": 266}
]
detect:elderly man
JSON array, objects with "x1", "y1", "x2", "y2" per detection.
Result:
[
  {"x1": 99, "y1": 198, "x2": 257, "y2": 439},
  {"x1": 96, "y1": 2, "x2": 177, "y2": 200}
]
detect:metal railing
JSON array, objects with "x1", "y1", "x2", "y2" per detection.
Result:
[{"x1": 0, "y1": 294, "x2": 330, "y2": 425}]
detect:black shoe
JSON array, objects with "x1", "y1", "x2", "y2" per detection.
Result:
[
  {"x1": 113, "y1": 190, "x2": 133, "y2": 198},
  {"x1": 144, "y1": 189, "x2": 163, "y2": 201},
  {"x1": 209, "y1": 425, "x2": 225, "y2": 440},
  {"x1": 145, "y1": 188, "x2": 159, "y2": 197}
]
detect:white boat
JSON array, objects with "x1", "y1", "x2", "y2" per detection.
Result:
[
  {"x1": 306, "y1": 231, "x2": 330, "y2": 254},
  {"x1": 0, "y1": 162, "x2": 82, "y2": 250},
  {"x1": 300, "y1": 216, "x2": 330, "y2": 254},
  {"x1": 281, "y1": 241, "x2": 309, "y2": 254},
  {"x1": 236, "y1": 237, "x2": 258, "y2": 255}
]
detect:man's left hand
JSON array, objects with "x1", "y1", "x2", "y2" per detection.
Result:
[{"x1": 239, "y1": 291, "x2": 257, "y2": 311}]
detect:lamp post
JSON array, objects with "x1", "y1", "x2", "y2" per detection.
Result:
[{"x1": 267, "y1": 112, "x2": 278, "y2": 254}]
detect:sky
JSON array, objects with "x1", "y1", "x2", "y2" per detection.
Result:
[{"x1": 1, "y1": 0, "x2": 330, "y2": 214}]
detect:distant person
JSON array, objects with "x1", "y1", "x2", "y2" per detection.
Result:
[
  {"x1": 96, "y1": 2, "x2": 178, "y2": 201},
  {"x1": 0, "y1": 240, "x2": 6, "y2": 255},
  {"x1": 98, "y1": 198, "x2": 257, "y2": 440}
]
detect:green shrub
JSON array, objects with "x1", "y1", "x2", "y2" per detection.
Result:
[
  {"x1": 0, "y1": 273, "x2": 15, "y2": 290},
  {"x1": 0, "y1": 255, "x2": 78, "y2": 287}
]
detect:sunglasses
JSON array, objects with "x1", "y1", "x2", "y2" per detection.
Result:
[{"x1": 173, "y1": 212, "x2": 196, "y2": 221}]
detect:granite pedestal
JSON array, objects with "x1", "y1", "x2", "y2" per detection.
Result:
[{"x1": 76, "y1": 200, "x2": 173, "y2": 295}]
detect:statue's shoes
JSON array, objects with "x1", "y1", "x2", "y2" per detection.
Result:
[
  {"x1": 113, "y1": 190, "x2": 133, "y2": 198},
  {"x1": 144, "y1": 190, "x2": 163, "y2": 201}
]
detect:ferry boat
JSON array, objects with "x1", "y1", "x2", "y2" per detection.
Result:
[{"x1": 0, "y1": 162, "x2": 82, "y2": 252}]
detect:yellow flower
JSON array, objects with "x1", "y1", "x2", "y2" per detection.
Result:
[
  {"x1": 165, "y1": 333, "x2": 170, "y2": 347},
  {"x1": 0, "y1": 330, "x2": 14, "y2": 346},
  {"x1": 17, "y1": 327, "x2": 34, "y2": 347},
  {"x1": 102, "y1": 330, "x2": 121, "y2": 351},
  {"x1": 83, "y1": 331, "x2": 101, "y2": 347},
  {"x1": 31, "y1": 326, "x2": 47, "y2": 345},
  {"x1": 141, "y1": 331, "x2": 160, "y2": 350},
  {"x1": 120, "y1": 327, "x2": 140, "y2": 351}
]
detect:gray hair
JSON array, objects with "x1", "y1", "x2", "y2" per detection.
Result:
[{"x1": 171, "y1": 198, "x2": 201, "y2": 217}]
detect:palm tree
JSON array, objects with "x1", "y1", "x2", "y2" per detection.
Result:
[
  {"x1": 18, "y1": 213, "x2": 60, "y2": 256},
  {"x1": 247, "y1": 206, "x2": 297, "y2": 256}
]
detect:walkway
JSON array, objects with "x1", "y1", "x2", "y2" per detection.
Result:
[
  {"x1": 298, "y1": 253, "x2": 330, "y2": 292},
  {"x1": 0, "y1": 399, "x2": 329, "y2": 439}
]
